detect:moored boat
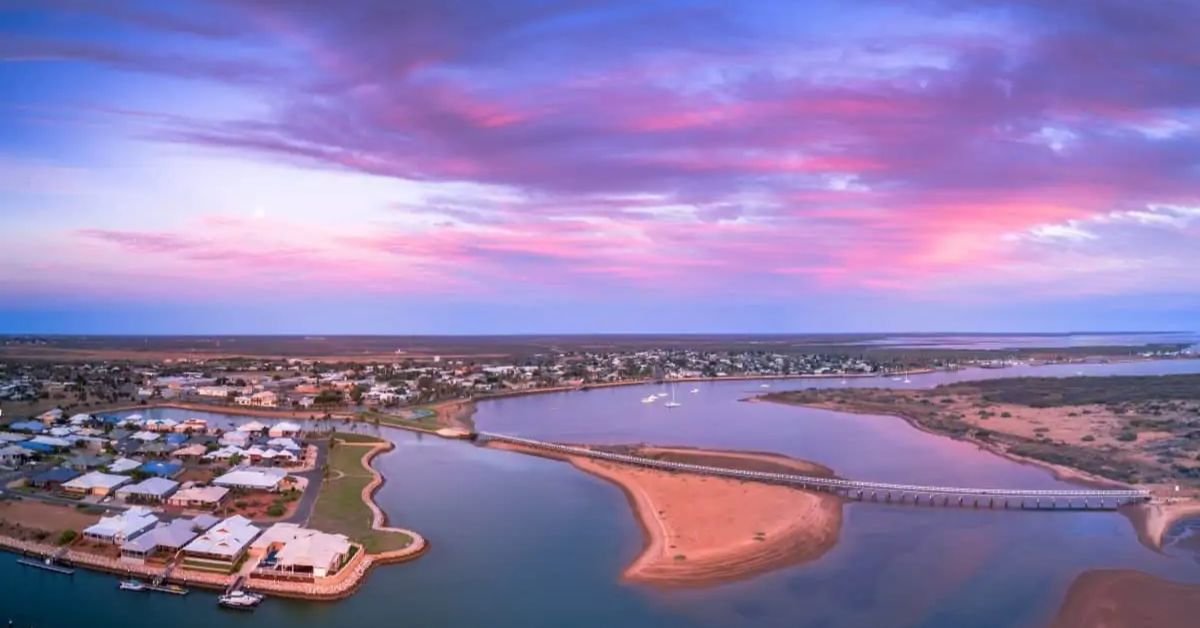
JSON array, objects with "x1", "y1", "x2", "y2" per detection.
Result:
[
  {"x1": 218, "y1": 590, "x2": 264, "y2": 610},
  {"x1": 119, "y1": 579, "x2": 147, "y2": 592}
]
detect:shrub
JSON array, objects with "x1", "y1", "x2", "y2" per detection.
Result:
[
  {"x1": 1116, "y1": 431, "x2": 1138, "y2": 442},
  {"x1": 57, "y1": 530, "x2": 78, "y2": 545},
  {"x1": 266, "y1": 504, "x2": 285, "y2": 517},
  {"x1": 1081, "y1": 435, "x2": 1096, "y2": 442},
  {"x1": 1000, "y1": 412, "x2": 1012, "y2": 418}
]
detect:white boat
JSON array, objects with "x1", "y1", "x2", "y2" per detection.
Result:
[
  {"x1": 218, "y1": 590, "x2": 263, "y2": 610},
  {"x1": 664, "y1": 387, "x2": 682, "y2": 408},
  {"x1": 760, "y1": 383, "x2": 770, "y2": 388},
  {"x1": 640, "y1": 395, "x2": 657, "y2": 404},
  {"x1": 119, "y1": 579, "x2": 146, "y2": 592},
  {"x1": 689, "y1": 388, "x2": 699, "y2": 394}
]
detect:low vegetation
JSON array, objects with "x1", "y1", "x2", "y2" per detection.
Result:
[
  {"x1": 766, "y1": 374, "x2": 1200, "y2": 488},
  {"x1": 309, "y1": 433, "x2": 412, "y2": 553}
]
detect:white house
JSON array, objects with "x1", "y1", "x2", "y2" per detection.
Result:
[
  {"x1": 116, "y1": 477, "x2": 180, "y2": 503},
  {"x1": 167, "y1": 485, "x2": 230, "y2": 510},
  {"x1": 213, "y1": 466, "x2": 287, "y2": 492},
  {"x1": 0, "y1": 445, "x2": 29, "y2": 467},
  {"x1": 62, "y1": 471, "x2": 131, "y2": 497},
  {"x1": 181, "y1": 515, "x2": 261, "y2": 572},
  {"x1": 251, "y1": 523, "x2": 352, "y2": 578},
  {"x1": 268, "y1": 422, "x2": 301, "y2": 438},
  {"x1": 83, "y1": 506, "x2": 158, "y2": 544}
]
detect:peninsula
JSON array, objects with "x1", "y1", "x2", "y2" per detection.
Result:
[{"x1": 488, "y1": 440, "x2": 842, "y2": 586}]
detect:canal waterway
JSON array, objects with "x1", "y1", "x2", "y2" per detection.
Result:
[{"x1": 4, "y1": 359, "x2": 1200, "y2": 626}]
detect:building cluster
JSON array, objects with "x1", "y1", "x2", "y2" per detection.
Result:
[{"x1": 82, "y1": 507, "x2": 351, "y2": 579}]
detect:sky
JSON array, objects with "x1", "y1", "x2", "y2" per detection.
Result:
[{"x1": 0, "y1": 0, "x2": 1197, "y2": 334}]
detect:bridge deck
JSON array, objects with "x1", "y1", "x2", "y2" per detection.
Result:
[{"x1": 478, "y1": 432, "x2": 1150, "y2": 508}]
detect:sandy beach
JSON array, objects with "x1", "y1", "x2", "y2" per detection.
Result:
[
  {"x1": 489, "y1": 441, "x2": 842, "y2": 587},
  {"x1": 1122, "y1": 500, "x2": 1200, "y2": 551},
  {"x1": 1052, "y1": 569, "x2": 1200, "y2": 628}
]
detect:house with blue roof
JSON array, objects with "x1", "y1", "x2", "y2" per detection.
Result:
[
  {"x1": 138, "y1": 460, "x2": 183, "y2": 478},
  {"x1": 29, "y1": 467, "x2": 80, "y2": 488},
  {"x1": 19, "y1": 441, "x2": 57, "y2": 454},
  {"x1": 8, "y1": 421, "x2": 44, "y2": 434}
]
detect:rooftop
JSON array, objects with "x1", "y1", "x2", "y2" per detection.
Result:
[
  {"x1": 62, "y1": 471, "x2": 131, "y2": 492},
  {"x1": 182, "y1": 515, "x2": 260, "y2": 558},
  {"x1": 117, "y1": 477, "x2": 179, "y2": 498}
]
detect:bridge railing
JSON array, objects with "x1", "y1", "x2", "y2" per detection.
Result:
[{"x1": 478, "y1": 432, "x2": 1151, "y2": 501}]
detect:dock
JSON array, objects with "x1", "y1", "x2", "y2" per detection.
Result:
[{"x1": 17, "y1": 557, "x2": 76, "y2": 575}]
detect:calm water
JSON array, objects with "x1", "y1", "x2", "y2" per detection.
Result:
[
  {"x1": 842, "y1": 331, "x2": 1200, "y2": 350},
  {"x1": 5, "y1": 359, "x2": 1200, "y2": 626}
]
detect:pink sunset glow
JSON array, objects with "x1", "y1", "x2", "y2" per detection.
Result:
[{"x1": 0, "y1": 1, "x2": 1197, "y2": 332}]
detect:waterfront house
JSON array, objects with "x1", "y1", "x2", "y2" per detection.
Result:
[
  {"x1": 180, "y1": 515, "x2": 261, "y2": 572},
  {"x1": 0, "y1": 444, "x2": 30, "y2": 467},
  {"x1": 29, "y1": 467, "x2": 79, "y2": 489},
  {"x1": 250, "y1": 523, "x2": 352, "y2": 579},
  {"x1": 68, "y1": 413, "x2": 92, "y2": 426},
  {"x1": 167, "y1": 485, "x2": 230, "y2": 510},
  {"x1": 117, "y1": 477, "x2": 180, "y2": 503},
  {"x1": 144, "y1": 418, "x2": 178, "y2": 432},
  {"x1": 83, "y1": 506, "x2": 158, "y2": 544},
  {"x1": 267, "y1": 437, "x2": 302, "y2": 451},
  {"x1": 268, "y1": 421, "x2": 301, "y2": 438},
  {"x1": 107, "y1": 457, "x2": 142, "y2": 474},
  {"x1": 213, "y1": 466, "x2": 287, "y2": 492},
  {"x1": 17, "y1": 441, "x2": 57, "y2": 455},
  {"x1": 120, "y1": 514, "x2": 219, "y2": 564},
  {"x1": 61, "y1": 471, "x2": 131, "y2": 497}
]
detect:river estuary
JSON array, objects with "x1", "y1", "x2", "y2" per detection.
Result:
[{"x1": 4, "y1": 359, "x2": 1200, "y2": 626}]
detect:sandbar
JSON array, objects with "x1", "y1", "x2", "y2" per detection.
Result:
[{"x1": 489, "y1": 441, "x2": 842, "y2": 587}]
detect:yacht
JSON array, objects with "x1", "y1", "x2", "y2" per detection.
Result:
[
  {"x1": 689, "y1": 387, "x2": 699, "y2": 394},
  {"x1": 118, "y1": 579, "x2": 146, "y2": 592},
  {"x1": 760, "y1": 383, "x2": 771, "y2": 388},
  {"x1": 664, "y1": 387, "x2": 682, "y2": 408},
  {"x1": 640, "y1": 395, "x2": 657, "y2": 404}
]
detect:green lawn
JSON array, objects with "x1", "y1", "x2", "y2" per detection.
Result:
[
  {"x1": 310, "y1": 436, "x2": 413, "y2": 554},
  {"x1": 358, "y1": 410, "x2": 441, "y2": 432}
]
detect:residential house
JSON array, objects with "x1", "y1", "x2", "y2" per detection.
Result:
[
  {"x1": 83, "y1": 506, "x2": 158, "y2": 544},
  {"x1": 0, "y1": 445, "x2": 30, "y2": 467},
  {"x1": 138, "y1": 461, "x2": 183, "y2": 478},
  {"x1": 8, "y1": 421, "x2": 45, "y2": 434},
  {"x1": 120, "y1": 514, "x2": 219, "y2": 564},
  {"x1": 61, "y1": 471, "x2": 131, "y2": 497},
  {"x1": 116, "y1": 477, "x2": 180, "y2": 503},
  {"x1": 167, "y1": 485, "x2": 230, "y2": 510},
  {"x1": 29, "y1": 467, "x2": 79, "y2": 489},
  {"x1": 180, "y1": 515, "x2": 261, "y2": 573},
  {"x1": 213, "y1": 466, "x2": 287, "y2": 492},
  {"x1": 267, "y1": 422, "x2": 301, "y2": 438},
  {"x1": 107, "y1": 457, "x2": 143, "y2": 474},
  {"x1": 251, "y1": 523, "x2": 352, "y2": 579}
]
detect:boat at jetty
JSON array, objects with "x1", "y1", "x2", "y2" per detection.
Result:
[
  {"x1": 119, "y1": 579, "x2": 146, "y2": 592},
  {"x1": 218, "y1": 590, "x2": 264, "y2": 610}
]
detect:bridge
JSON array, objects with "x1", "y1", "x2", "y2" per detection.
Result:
[{"x1": 476, "y1": 432, "x2": 1151, "y2": 511}]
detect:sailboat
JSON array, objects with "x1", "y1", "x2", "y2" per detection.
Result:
[
  {"x1": 664, "y1": 386, "x2": 682, "y2": 408},
  {"x1": 902, "y1": 369, "x2": 911, "y2": 384}
]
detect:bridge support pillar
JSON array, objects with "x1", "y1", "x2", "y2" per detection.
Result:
[{"x1": 957, "y1": 496, "x2": 964, "y2": 507}]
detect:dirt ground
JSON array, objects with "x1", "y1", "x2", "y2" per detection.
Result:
[{"x1": 0, "y1": 500, "x2": 101, "y2": 537}]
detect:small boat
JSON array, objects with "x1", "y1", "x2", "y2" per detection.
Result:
[
  {"x1": 664, "y1": 387, "x2": 682, "y2": 408},
  {"x1": 840, "y1": 379, "x2": 848, "y2": 385},
  {"x1": 640, "y1": 395, "x2": 657, "y2": 404},
  {"x1": 218, "y1": 590, "x2": 263, "y2": 610},
  {"x1": 119, "y1": 579, "x2": 147, "y2": 592},
  {"x1": 689, "y1": 388, "x2": 699, "y2": 394},
  {"x1": 760, "y1": 383, "x2": 770, "y2": 388}
]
